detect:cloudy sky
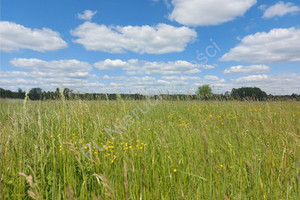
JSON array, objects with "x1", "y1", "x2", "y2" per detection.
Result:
[{"x1": 1, "y1": 0, "x2": 300, "y2": 94}]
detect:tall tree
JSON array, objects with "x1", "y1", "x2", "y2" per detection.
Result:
[
  {"x1": 231, "y1": 87, "x2": 267, "y2": 100},
  {"x1": 28, "y1": 88, "x2": 43, "y2": 100},
  {"x1": 197, "y1": 85, "x2": 213, "y2": 100}
]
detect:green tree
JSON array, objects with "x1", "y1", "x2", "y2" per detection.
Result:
[
  {"x1": 231, "y1": 87, "x2": 267, "y2": 100},
  {"x1": 197, "y1": 85, "x2": 213, "y2": 100},
  {"x1": 63, "y1": 88, "x2": 73, "y2": 100},
  {"x1": 17, "y1": 88, "x2": 25, "y2": 99},
  {"x1": 28, "y1": 88, "x2": 43, "y2": 100}
]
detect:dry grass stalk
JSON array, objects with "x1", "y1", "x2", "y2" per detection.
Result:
[
  {"x1": 93, "y1": 174, "x2": 115, "y2": 199},
  {"x1": 19, "y1": 172, "x2": 42, "y2": 200},
  {"x1": 123, "y1": 161, "x2": 129, "y2": 200}
]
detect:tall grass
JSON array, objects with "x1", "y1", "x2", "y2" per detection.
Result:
[{"x1": 0, "y1": 98, "x2": 299, "y2": 199}]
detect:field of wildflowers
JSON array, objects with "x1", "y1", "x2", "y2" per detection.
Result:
[{"x1": 0, "y1": 99, "x2": 299, "y2": 199}]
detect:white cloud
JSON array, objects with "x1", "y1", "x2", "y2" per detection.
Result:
[
  {"x1": 200, "y1": 64, "x2": 217, "y2": 69},
  {"x1": 231, "y1": 74, "x2": 300, "y2": 94},
  {"x1": 2, "y1": 59, "x2": 298, "y2": 95},
  {"x1": 104, "y1": 76, "x2": 173, "y2": 88},
  {"x1": 204, "y1": 75, "x2": 225, "y2": 82},
  {"x1": 258, "y1": 4, "x2": 267, "y2": 11},
  {"x1": 102, "y1": 75, "x2": 193, "y2": 94},
  {"x1": 0, "y1": 21, "x2": 67, "y2": 52},
  {"x1": 3, "y1": 63, "x2": 299, "y2": 94},
  {"x1": 168, "y1": 0, "x2": 257, "y2": 26},
  {"x1": 0, "y1": 71, "x2": 29, "y2": 78},
  {"x1": 104, "y1": 76, "x2": 156, "y2": 83},
  {"x1": 223, "y1": 65, "x2": 270, "y2": 74},
  {"x1": 94, "y1": 59, "x2": 129, "y2": 70},
  {"x1": 162, "y1": 76, "x2": 201, "y2": 81},
  {"x1": 94, "y1": 59, "x2": 202, "y2": 75},
  {"x1": 233, "y1": 75, "x2": 269, "y2": 82},
  {"x1": 10, "y1": 58, "x2": 92, "y2": 78},
  {"x1": 221, "y1": 27, "x2": 300, "y2": 63},
  {"x1": 100, "y1": 74, "x2": 228, "y2": 94},
  {"x1": 77, "y1": 10, "x2": 98, "y2": 21},
  {"x1": 71, "y1": 22, "x2": 197, "y2": 54},
  {"x1": 262, "y1": 1, "x2": 300, "y2": 19},
  {"x1": 2, "y1": 58, "x2": 103, "y2": 92}
]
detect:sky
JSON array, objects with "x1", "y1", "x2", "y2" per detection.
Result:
[{"x1": 0, "y1": 0, "x2": 300, "y2": 95}]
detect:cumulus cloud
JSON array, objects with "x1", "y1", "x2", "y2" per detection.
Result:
[
  {"x1": 104, "y1": 76, "x2": 156, "y2": 84},
  {"x1": 71, "y1": 22, "x2": 197, "y2": 54},
  {"x1": 200, "y1": 64, "x2": 217, "y2": 69},
  {"x1": 0, "y1": 71, "x2": 29, "y2": 78},
  {"x1": 104, "y1": 75, "x2": 174, "y2": 88},
  {"x1": 1, "y1": 58, "x2": 103, "y2": 92},
  {"x1": 262, "y1": 1, "x2": 300, "y2": 19},
  {"x1": 157, "y1": 75, "x2": 226, "y2": 93},
  {"x1": 223, "y1": 65, "x2": 270, "y2": 74},
  {"x1": 3, "y1": 61, "x2": 299, "y2": 94},
  {"x1": 94, "y1": 59, "x2": 201, "y2": 75},
  {"x1": 231, "y1": 74, "x2": 300, "y2": 94},
  {"x1": 168, "y1": 0, "x2": 257, "y2": 26},
  {"x1": 221, "y1": 27, "x2": 300, "y2": 63},
  {"x1": 204, "y1": 75, "x2": 225, "y2": 82},
  {"x1": 101, "y1": 75, "x2": 196, "y2": 94},
  {"x1": 0, "y1": 21, "x2": 67, "y2": 52},
  {"x1": 258, "y1": 4, "x2": 267, "y2": 11},
  {"x1": 94, "y1": 59, "x2": 129, "y2": 70},
  {"x1": 233, "y1": 75, "x2": 269, "y2": 82},
  {"x1": 162, "y1": 76, "x2": 201, "y2": 81},
  {"x1": 77, "y1": 10, "x2": 98, "y2": 21},
  {"x1": 10, "y1": 58, "x2": 92, "y2": 78}
]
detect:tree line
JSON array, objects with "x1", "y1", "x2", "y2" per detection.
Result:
[{"x1": 0, "y1": 86, "x2": 299, "y2": 101}]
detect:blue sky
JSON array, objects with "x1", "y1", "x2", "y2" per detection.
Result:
[{"x1": 1, "y1": 0, "x2": 300, "y2": 94}]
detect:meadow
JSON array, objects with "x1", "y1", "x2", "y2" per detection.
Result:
[{"x1": 0, "y1": 98, "x2": 299, "y2": 199}]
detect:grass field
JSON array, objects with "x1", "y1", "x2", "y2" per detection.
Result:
[{"x1": 0, "y1": 98, "x2": 299, "y2": 199}]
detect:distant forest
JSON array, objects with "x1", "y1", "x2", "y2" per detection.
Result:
[{"x1": 0, "y1": 87, "x2": 299, "y2": 101}]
